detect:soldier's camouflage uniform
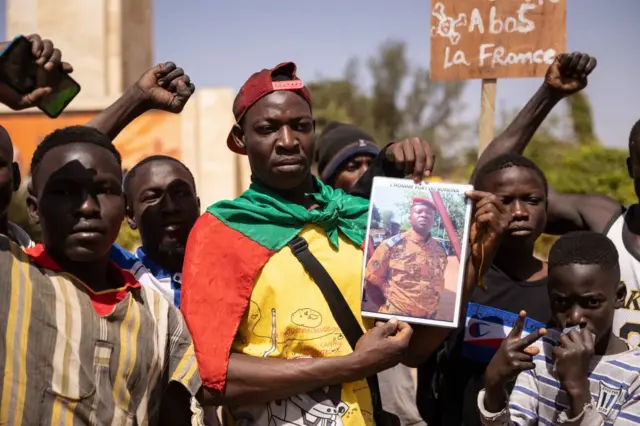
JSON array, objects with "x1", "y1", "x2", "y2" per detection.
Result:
[{"x1": 365, "y1": 229, "x2": 447, "y2": 318}]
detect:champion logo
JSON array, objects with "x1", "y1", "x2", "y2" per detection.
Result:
[{"x1": 468, "y1": 321, "x2": 490, "y2": 338}]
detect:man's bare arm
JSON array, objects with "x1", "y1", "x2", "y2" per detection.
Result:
[
  {"x1": 200, "y1": 353, "x2": 367, "y2": 406},
  {"x1": 200, "y1": 321, "x2": 413, "y2": 406},
  {"x1": 472, "y1": 53, "x2": 622, "y2": 234},
  {"x1": 472, "y1": 83, "x2": 563, "y2": 179},
  {"x1": 473, "y1": 52, "x2": 598, "y2": 178},
  {"x1": 87, "y1": 87, "x2": 147, "y2": 141},
  {"x1": 545, "y1": 191, "x2": 623, "y2": 234},
  {"x1": 87, "y1": 62, "x2": 195, "y2": 140}
]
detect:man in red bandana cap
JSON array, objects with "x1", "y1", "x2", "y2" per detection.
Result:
[{"x1": 182, "y1": 62, "x2": 508, "y2": 426}]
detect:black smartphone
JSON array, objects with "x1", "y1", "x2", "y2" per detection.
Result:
[{"x1": 0, "y1": 35, "x2": 81, "y2": 118}]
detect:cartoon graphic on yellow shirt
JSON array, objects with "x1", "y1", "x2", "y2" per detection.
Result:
[{"x1": 226, "y1": 226, "x2": 374, "y2": 426}]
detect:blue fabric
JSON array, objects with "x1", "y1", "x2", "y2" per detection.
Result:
[{"x1": 109, "y1": 244, "x2": 182, "y2": 307}]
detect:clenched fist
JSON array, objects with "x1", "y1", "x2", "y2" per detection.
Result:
[
  {"x1": 545, "y1": 52, "x2": 597, "y2": 96},
  {"x1": 385, "y1": 137, "x2": 436, "y2": 183},
  {"x1": 352, "y1": 319, "x2": 413, "y2": 376},
  {"x1": 133, "y1": 62, "x2": 196, "y2": 114}
]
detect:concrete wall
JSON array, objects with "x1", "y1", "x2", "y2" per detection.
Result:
[
  {"x1": 2, "y1": 0, "x2": 250, "y2": 209},
  {"x1": 6, "y1": 0, "x2": 153, "y2": 104},
  {"x1": 179, "y1": 87, "x2": 251, "y2": 209},
  {"x1": 0, "y1": 88, "x2": 248, "y2": 210}
]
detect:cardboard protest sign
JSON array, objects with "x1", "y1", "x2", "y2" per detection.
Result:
[{"x1": 430, "y1": 0, "x2": 566, "y2": 81}]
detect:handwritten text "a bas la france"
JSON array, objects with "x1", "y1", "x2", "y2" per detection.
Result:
[{"x1": 431, "y1": 0, "x2": 562, "y2": 69}]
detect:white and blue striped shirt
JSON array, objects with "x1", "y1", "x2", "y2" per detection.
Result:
[
  {"x1": 478, "y1": 329, "x2": 640, "y2": 425},
  {"x1": 109, "y1": 244, "x2": 182, "y2": 307}
]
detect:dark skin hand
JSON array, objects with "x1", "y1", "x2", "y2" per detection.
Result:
[
  {"x1": 134, "y1": 61, "x2": 196, "y2": 114},
  {"x1": 0, "y1": 34, "x2": 74, "y2": 111},
  {"x1": 484, "y1": 311, "x2": 547, "y2": 413},
  {"x1": 472, "y1": 52, "x2": 621, "y2": 235},
  {"x1": 87, "y1": 61, "x2": 196, "y2": 140},
  {"x1": 126, "y1": 159, "x2": 200, "y2": 273},
  {"x1": 552, "y1": 329, "x2": 594, "y2": 417},
  {"x1": 545, "y1": 52, "x2": 597, "y2": 96},
  {"x1": 201, "y1": 319, "x2": 413, "y2": 406},
  {"x1": 385, "y1": 137, "x2": 436, "y2": 183}
]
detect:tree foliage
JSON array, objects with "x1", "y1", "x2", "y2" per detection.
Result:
[
  {"x1": 441, "y1": 90, "x2": 632, "y2": 258},
  {"x1": 4, "y1": 39, "x2": 632, "y2": 264},
  {"x1": 522, "y1": 95, "x2": 631, "y2": 258},
  {"x1": 308, "y1": 40, "x2": 469, "y2": 175}
]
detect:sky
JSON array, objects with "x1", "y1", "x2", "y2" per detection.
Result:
[{"x1": 1, "y1": 0, "x2": 639, "y2": 148}]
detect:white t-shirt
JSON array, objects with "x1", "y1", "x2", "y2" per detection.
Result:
[{"x1": 605, "y1": 209, "x2": 640, "y2": 346}]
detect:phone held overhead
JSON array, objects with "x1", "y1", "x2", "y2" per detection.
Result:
[{"x1": 0, "y1": 35, "x2": 81, "y2": 118}]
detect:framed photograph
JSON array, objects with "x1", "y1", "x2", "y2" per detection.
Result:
[{"x1": 361, "y1": 177, "x2": 473, "y2": 328}]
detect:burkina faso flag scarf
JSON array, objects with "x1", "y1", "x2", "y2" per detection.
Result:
[{"x1": 180, "y1": 177, "x2": 369, "y2": 391}]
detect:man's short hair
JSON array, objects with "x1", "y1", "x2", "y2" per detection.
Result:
[
  {"x1": 474, "y1": 153, "x2": 548, "y2": 195},
  {"x1": 123, "y1": 155, "x2": 196, "y2": 199},
  {"x1": 548, "y1": 231, "x2": 619, "y2": 270},
  {"x1": 30, "y1": 126, "x2": 121, "y2": 176}
]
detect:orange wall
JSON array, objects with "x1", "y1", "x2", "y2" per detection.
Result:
[{"x1": 1, "y1": 110, "x2": 182, "y2": 176}]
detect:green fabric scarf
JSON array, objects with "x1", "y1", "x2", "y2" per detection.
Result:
[{"x1": 207, "y1": 177, "x2": 369, "y2": 252}]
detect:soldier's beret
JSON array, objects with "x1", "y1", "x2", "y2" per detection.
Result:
[{"x1": 411, "y1": 196, "x2": 437, "y2": 211}]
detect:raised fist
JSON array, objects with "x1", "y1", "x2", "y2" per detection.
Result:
[
  {"x1": 133, "y1": 62, "x2": 196, "y2": 114},
  {"x1": 545, "y1": 52, "x2": 597, "y2": 96}
]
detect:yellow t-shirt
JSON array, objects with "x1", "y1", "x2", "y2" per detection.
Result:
[{"x1": 225, "y1": 225, "x2": 375, "y2": 426}]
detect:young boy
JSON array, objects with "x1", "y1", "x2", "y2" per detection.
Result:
[
  {"x1": 417, "y1": 153, "x2": 552, "y2": 426},
  {"x1": 479, "y1": 231, "x2": 640, "y2": 425},
  {"x1": 0, "y1": 125, "x2": 202, "y2": 425}
]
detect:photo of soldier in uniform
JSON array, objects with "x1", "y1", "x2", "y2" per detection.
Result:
[{"x1": 362, "y1": 177, "x2": 473, "y2": 328}]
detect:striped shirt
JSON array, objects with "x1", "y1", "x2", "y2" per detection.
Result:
[
  {"x1": 6, "y1": 221, "x2": 35, "y2": 249},
  {"x1": 110, "y1": 244, "x2": 182, "y2": 307},
  {"x1": 478, "y1": 329, "x2": 640, "y2": 425},
  {"x1": 0, "y1": 236, "x2": 204, "y2": 426}
]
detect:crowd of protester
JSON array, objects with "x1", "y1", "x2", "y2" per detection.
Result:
[{"x1": 0, "y1": 34, "x2": 639, "y2": 425}]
